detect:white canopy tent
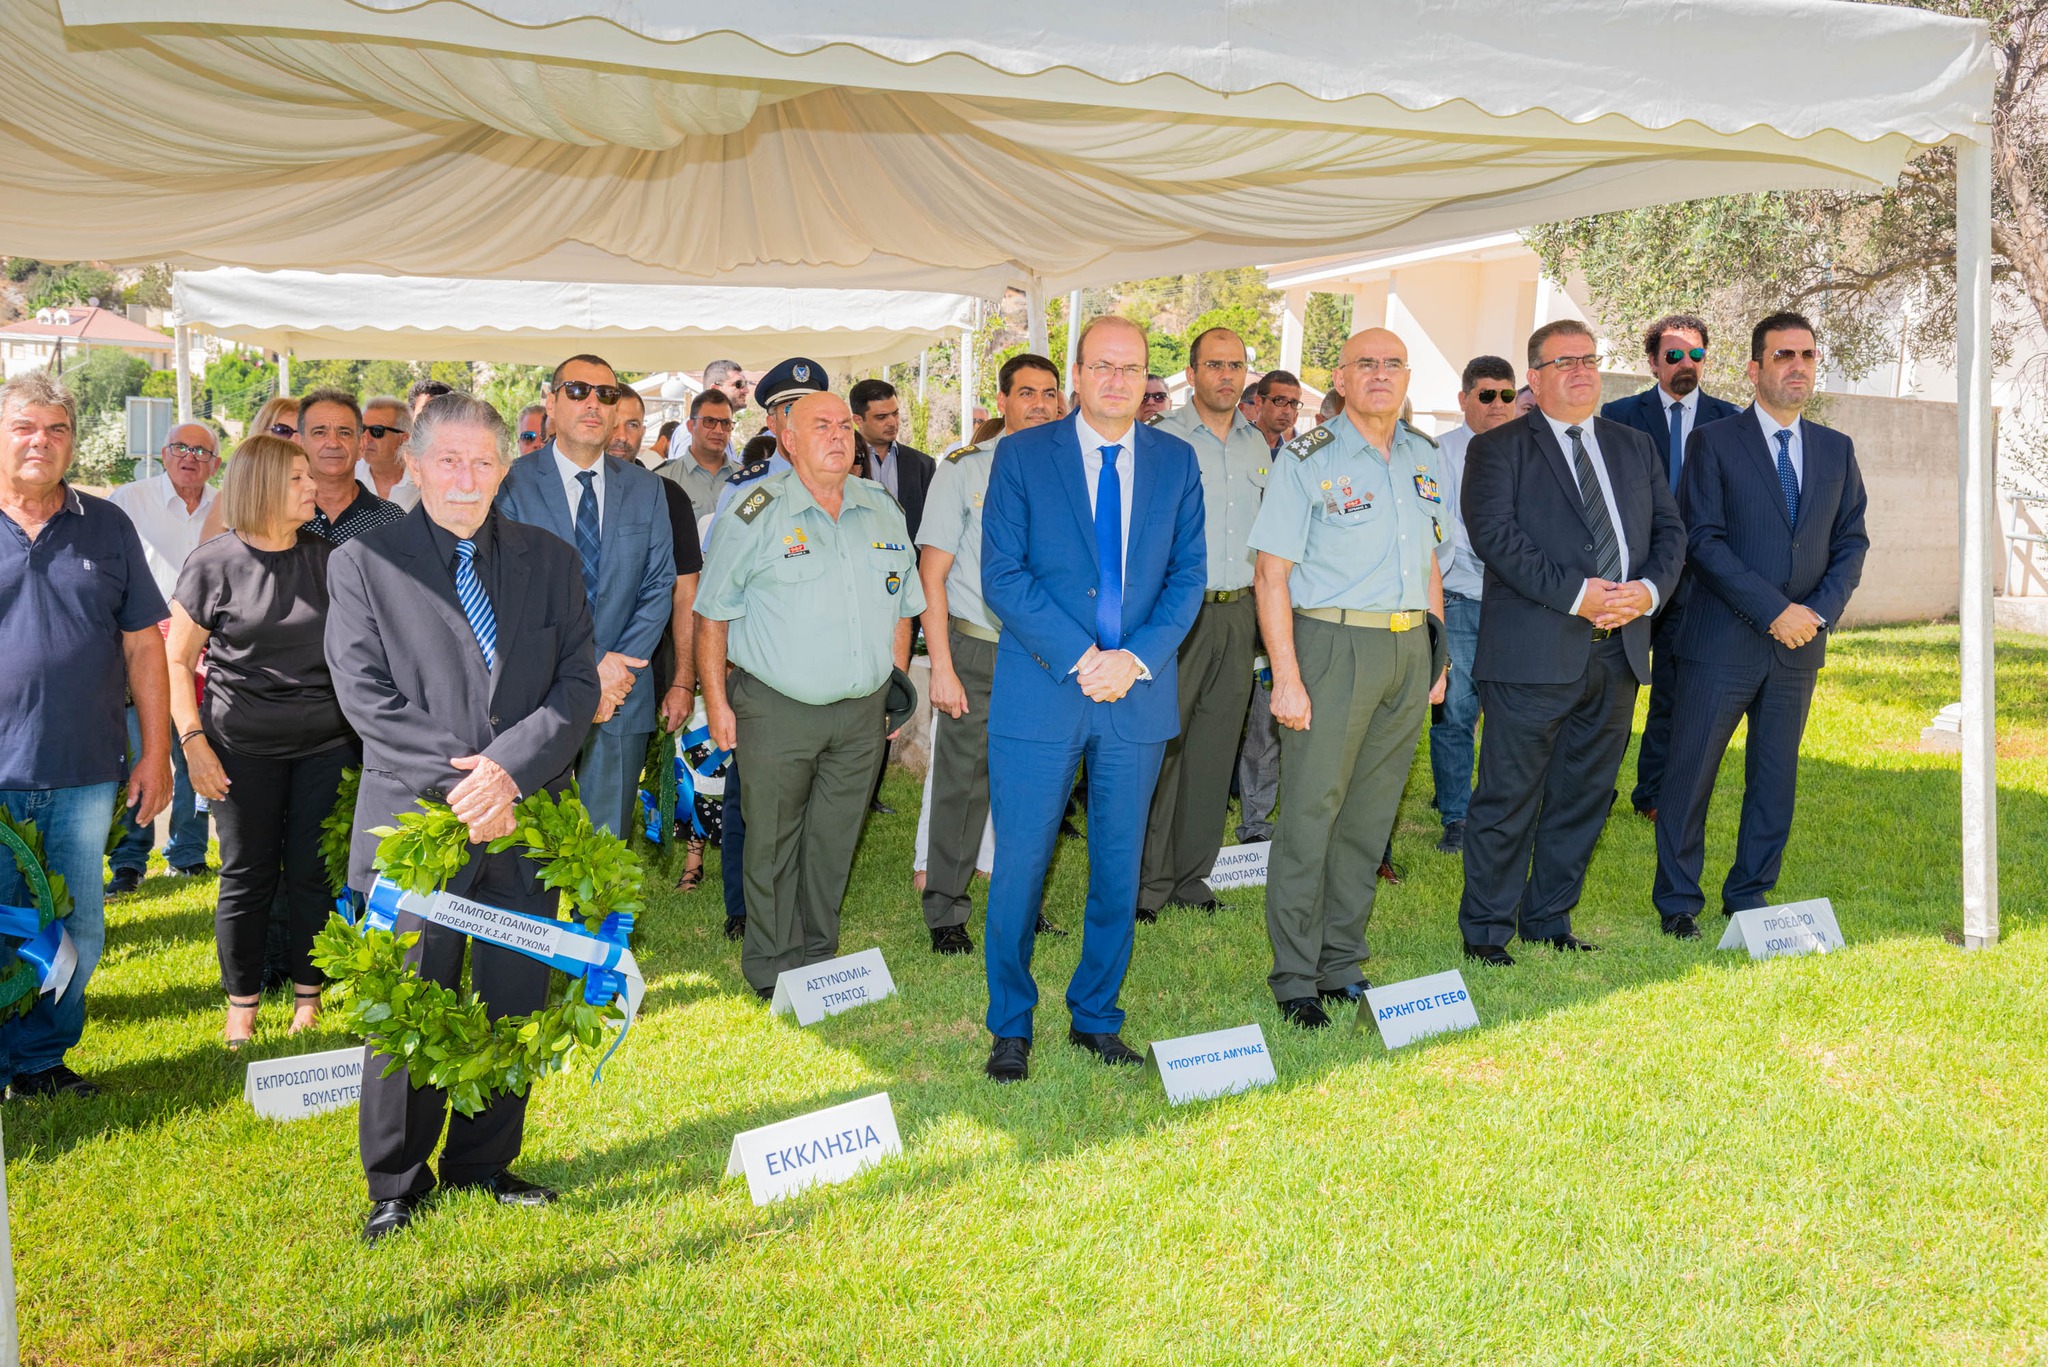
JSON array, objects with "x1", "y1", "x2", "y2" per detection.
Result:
[
  {"x1": 170, "y1": 268, "x2": 978, "y2": 384},
  {"x1": 0, "y1": 0, "x2": 2002, "y2": 945}
]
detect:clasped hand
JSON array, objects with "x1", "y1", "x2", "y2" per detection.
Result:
[
  {"x1": 448, "y1": 754, "x2": 519, "y2": 843},
  {"x1": 1577, "y1": 578, "x2": 1652, "y2": 631},
  {"x1": 1769, "y1": 603, "x2": 1824, "y2": 649},
  {"x1": 594, "y1": 651, "x2": 648, "y2": 725},
  {"x1": 1076, "y1": 645, "x2": 1142, "y2": 703}
]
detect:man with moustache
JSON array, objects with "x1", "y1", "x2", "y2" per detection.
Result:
[
  {"x1": 1249, "y1": 328, "x2": 1449, "y2": 1029},
  {"x1": 695, "y1": 392, "x2": 921, "y2": 999},
  {"x1": 1458, "y1": 321, "x2": 1685, "y2": 964},
  {"x1": 493, "y1": 355, "x2": 675, "y2": 837},
  {"x1": 1652, "y1": 312, "x2": 1867, "y2": 939},
  {"x1": 916, "y1": 352, "x2": 1062, "y2": 953},
  {"x1": 1138, "y1": 326, "x2": 1268, "y2": 922},
  {"x1": 1600, "y1": 314, "x2": 1742, "y2": 820}
]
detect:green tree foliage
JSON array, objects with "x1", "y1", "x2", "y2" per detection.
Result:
[
  {"x1": 479, "y1": 363, "x2": 550, "y2": 424},
  {"x1": 139, "y1": 369, "x2": 179, "y2": 400},
  {"x1": 23, "y1": 264, "x2": 118, "y2": 314},
  {"x1": 60, "y1": 346, "x2": 150, "y2": 418},
  {"x1": 199, "y1": 350, "x2": 274, "y2": 423},
  {"x1": 1302, "y1": 292, "x2": 1351, "y2": 390}
]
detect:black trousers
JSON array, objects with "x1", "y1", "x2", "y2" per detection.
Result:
[
  {"x1": 211, "y1": 741, "x2": 351, "y2": 997},
  {"x1": 1652, "y1": 656, "x2": 1818, "y2": 921},
  {"x1": 1630, "y1": 602, "x2": 1685, "y2": 810},
  {"x1": 1459, "y1": 638, "x2": 1637, "y2": 946},
  {"x1": 358, "y1": 847, "x2": 556, "y2": 1201}
]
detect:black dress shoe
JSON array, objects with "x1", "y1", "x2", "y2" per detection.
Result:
[
  {"x1": 1134, "y1": 907, "x2": 1158, "y2": 924},
  {"x1": 1166, "y1": 897, "x2": 1221, "y2": 914},
  {"x1": 723, "y1": 915, "x2": 746, "y2": 942},
  {"x1": 1068, "y1": 1028, "x2": 1144, "y2": 1065},
  {"x1": 1463, "y1": 941, "x2": 1516, "y2": 966},
  {"x1": 1662, "y1": 916, "x2": 1702, "y2": 941},
  {"x1": 754, "y1": 985, "x2": 774, "y2": 1002},
  {"x1": 1435, "y1": 820, "x2": 1466, "y2": 854},
  {"x1": 1543, "y1": 932, "x2": 1600, "y2": 952},
  {"x1": 104, "y1": 867, "x2": 143, "y2": 897},
  {"x1": 1033, "y1": 913, "x2": 1066, "y2": 937},
  {"x1": 447, "y1": 1169, "x2": 558, "y2": 1207},
  {"x1": 869, "y1": 800, "x2": 896, "y2": 816},
  {"x1": 6, "y1": 1063, "x2": 99, "y2": 1100},
  {"x1": 1277, "y1": 997, "x2": 1330, "y2": 1030},
  {"x1": 985, "y1": 1036, "x2": 1030, "y2": 1083},
  {"x1": 1318, "y1": 981, "x2": 1370, "y2": 1004},
  {"x1": 362, "y1": 1194, "x2": 425, "y2": 1246},
  {"x1": 930, "y1": 924, "x2": 974, "y2": 955}
]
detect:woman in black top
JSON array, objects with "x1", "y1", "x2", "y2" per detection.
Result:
[{"x1": 166, "y1": 435, "x2": 356, "y2": 1048}]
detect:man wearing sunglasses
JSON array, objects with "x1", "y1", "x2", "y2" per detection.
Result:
[
  {"x1": 515, "y1": 404, "x2": 547, "y2": 457},
  {"x1": 1651, "y1": 311, "x2": 1866, "y2": 942},
  {"x1": 1140, "y1": 375, "x2": 1170, "y2": 423},
  {"x1": 1427, "y1": 355, "x2": 1519, "y2": 856},
  {"x1": 494, "y1": 353, "x2": 676, "y2": 839},
  {"x1": 1600, "y1": 314, "x2": 1742, "y2": 821},
  {"x1": 354, "y1": 396, "x2": 418, "y2": 510}
]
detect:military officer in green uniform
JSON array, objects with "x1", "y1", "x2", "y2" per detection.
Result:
[
  {"x1": 1247, "y1": 327, "x2": 1450, "y2": 1029},
  {"x1": 1138, "y1": 326, "x2": 1271, "y2": 920},
  {"x1": 916, "y1": 353, "x2": 1064, "y2": 954},
  {"x1": 696, "y1": 391, "x2": 922, "y2": 997}
]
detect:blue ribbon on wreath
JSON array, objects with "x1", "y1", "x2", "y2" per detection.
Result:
[
  {"x1": 639, "y1": 723, "x2": 733, "y2": 843},
  {"x1": 0, "y1": 903, "x2": 75, "y2": 1001}
]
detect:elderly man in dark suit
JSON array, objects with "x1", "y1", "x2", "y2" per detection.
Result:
[
  {"x1": 1458, "y1": 319, "x2": 1686, "y2": 964},
  {"x1": 1652, "y1": 312, "x2": 1868, "y2": 938},
  {"x1": 1600, "y1": 314, "x2": 1744, "y2": 820},
  {"x1": 326, "y1": 394, "x2": 600, "y2": 1246},
  {"x1": 493, "y1": 353, "x2": 675, "y2": 837}
]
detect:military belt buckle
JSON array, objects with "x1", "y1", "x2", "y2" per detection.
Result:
[{"x1": 1388, "y1": 610, "x2": 1416, "y2": 633}]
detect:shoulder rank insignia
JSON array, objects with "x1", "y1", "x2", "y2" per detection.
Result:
[
  {"x1": 945, "y1": 443, "x2": 980, "y2": 462},
  {"x1": 1283, "y1": 424, "x2": 1335, "y2": 461},
  {"x1": 730, "y1": 457, "x2": 774, "y2": 485},
  {"x1": 734, "y1": 486, "x2": 775, "y2": 525},
  {"x1": 1398, "y1": 418, "x2": 1440, "y2": 449}
]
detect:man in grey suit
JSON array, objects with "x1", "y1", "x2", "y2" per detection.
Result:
[
  {"x1": 326, "y1": 394, "x2": 600, "y2": 1246},
  {"x1": 494, "y1": 354, "x2": 676, "y2": 836}
]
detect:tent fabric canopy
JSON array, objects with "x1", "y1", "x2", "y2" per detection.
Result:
[
  {"x1": 170, "y1": 270, "x2": 978, "y2": 373},
  {"x1": 9, "y1": 1, "x2": 1992, "y2": 295}
]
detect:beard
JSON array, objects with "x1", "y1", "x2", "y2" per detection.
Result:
[{"x1": 1665, "y1": 367, "x2": 1701, "y2": 397}]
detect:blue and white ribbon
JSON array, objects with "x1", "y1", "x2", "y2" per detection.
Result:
[
  {"x1": 359, "y1": 876, "x2": 645, "y2": 1082},
  {"x1": 640, "y1": 723, "x2": 732, "y2": 842},
  {"x1": 0, "y1": 904, "x2": 76, "y2": 1001}
]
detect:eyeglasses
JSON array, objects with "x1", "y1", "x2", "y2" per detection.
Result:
[
  {"x1": 554, "y1": 381, "x2": 626, "y2": 404},
  {"x1": 162, "y1": 442, "x2": 217, "y2": 459},
  {"x1": 695, "y1": 415, "x2": 735, "y2": 431},
  {"x1": 363, "y1": 423, "x2": 408, "y2": 440},
  {"x1": 518, "y1": 430, "x2": 541, "y2": 443},
  {"x1": 1342, "y1": 357, "x2": 1407, "y2": 374},
  {"x1": 1767, "y1": 347, "x2": 1821, "y2": 364},
  {"x1": 1265, "y1": 397, "x2": 1303, "y2": 410},
  {"x1": 1531, "y1": 353, "x2": 1601, "y2": 373},
  {"x1": 1086, "y1": 363, "x2": 1148, "y2": 382},
  {"x1": 1197, "y1": 359, "x2": 1246, "y2": 374},
  {"x1": 1662, "y1": 347, "x2": 1707, "y2": 365},
  {"x1": 268, "y1": 423, "x2": 298, "y2": 438},
  {"x1": 1472, "y1": 388, "x2": 1516, "y2": 405}
]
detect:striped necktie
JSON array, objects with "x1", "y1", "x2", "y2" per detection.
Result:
[
  {"x1": 1567, "y1": 425, "x2": 1623, "y2": 583},
  {"x1": 454, "y1": 538, "x2": 497, "y2": 672},
  {"x1": 574, "y1": 469, "x2": 601, "y2": 603}
]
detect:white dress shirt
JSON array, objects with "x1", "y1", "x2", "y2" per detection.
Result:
[
  {"x1": 1753, "y1": 406, "x2": 1805, "y2": 484},
  {"x1": 868, "y1": 441, "x2": 902, "y2": 500},
  {"x1": 106, "y1": 472, "x2": 216, "y2": 599},
  {"x1": 1071, "y1": 414, "x2": 1147, "y2": 677},
  {"x1": 554, "y1": 445, "x2": 605, "y2": 534},
  {"x1": 354, "y1": 458, "x2": 419, "y2": 511},
  {"x1": 1659, "y1": 386, "x2": 1702, "y2": 453},
  {"x1": 1542, "y1": 412, "x2": 1662, "y2": 616},
  {"x1": 1433, "y1": 423, "x2": 1486, "y2": 600}
]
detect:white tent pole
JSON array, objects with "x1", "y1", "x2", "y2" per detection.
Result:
[
  {"x1": 0, "y1": 1114, "x2": 17, "y2": 1367},
  {"x1": 1026, "y1": 274, "x2": 1049, "y2": 357},
  {"x1": 1063, "y1": 290, "x2": 1082, "y2": 380},
  {"x1": 1956, "y1": 134, "x2": 1998, "y2": 949},
  {"x1": 173, "y1": 325, "x2": 192, "y2": 422},
  {"x1": 278, "y1": 352, "x2": 290, "y2": 398},
  {"x1": 917, "y1": 349, "x2": 928, "y2": 405},
  {"x1": 958, "y1": 326, "x2": 976, "y2": 445},
  {"x1": 1280, "y1": 287, "x2": 1308, "y2": 374}
]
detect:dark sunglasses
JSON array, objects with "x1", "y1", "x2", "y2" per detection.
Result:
[
  {"x1": 1663, "y1": 347, "x2": 1707, "y2": 364},
  {"x1": 268, "y1": 423, "x2": 298, "y2": 438},
  {"x1": 1473, "y1": 387, "x2": 1516, "y2": 404},
  {"x1": 555, "y1": 381, "x2": 626, "y2": 404},
  {"x1": 363, "y1": 423, "x2": 407, "y2": 440},
  {"x1": 518, "y1": 430, "x2": 542, "y2": 443}
]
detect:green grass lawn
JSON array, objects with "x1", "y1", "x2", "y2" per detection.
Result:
[{"x1": 12, "y1": 624, "x2": 2048, "y2": 1365}]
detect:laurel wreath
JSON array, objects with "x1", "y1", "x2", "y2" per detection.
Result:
[
  {"x1": 0, "y1": 811, "x2": 68, "y2": 1021},
  {"x1": 309, "y1": 785, "x2": 645, "y2": 1117}
]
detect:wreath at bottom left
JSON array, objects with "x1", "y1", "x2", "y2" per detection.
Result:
[{"x1": 310, "y1": 784, "x2": 646, "y2": 1117}]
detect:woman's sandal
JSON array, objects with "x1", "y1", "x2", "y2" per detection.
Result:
[
  {"x1": 289, "y1": 984, "x2": 322, "y2": 1036},
  {"x1": 225, "y1": 994, "x2": 260, "y2": 1051},
  {"x1": 676, "y1": 835, "x2": 706, "y2": 893}
]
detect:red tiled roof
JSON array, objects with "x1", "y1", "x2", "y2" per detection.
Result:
[{"x1": 0, "y1": 306, "x2": 173, "y2": 350}]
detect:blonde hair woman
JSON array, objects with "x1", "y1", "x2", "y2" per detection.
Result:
[
  {"x1": 166, "y1": 436, "x2": 357, "y2": 1048},
  {"x1": 200, "y1": 396, "x2": 302, "y2": 542}
]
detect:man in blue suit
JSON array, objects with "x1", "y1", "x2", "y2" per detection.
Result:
[
  {"x1": 493, "y1": 353, "x2": 676, "y2": 837},
  {"x1": 1652, "y1": 312, "x2": 1868, "y2": 938},
  {"x1": 1600, "y1": 314, "x2": 1743, "y2": 820},
  {"x1": 979, "y1": 316, "x2": 1206, "y2": 1082}
]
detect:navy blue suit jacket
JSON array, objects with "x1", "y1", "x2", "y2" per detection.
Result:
[
  {"x1": 981, "y1": 412, "x2": 1207, "y2": 744},
  {"x1": 1673, "y1": 408, "x2": 1868, "y2": 670},
  {"x1": 1601, "y1": 386, "x2": 1745, "y2": 450}
]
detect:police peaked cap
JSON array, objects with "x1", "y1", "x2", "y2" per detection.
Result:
[{"x1": 755, "y1": 357, "x2": 832, "y2": 409}]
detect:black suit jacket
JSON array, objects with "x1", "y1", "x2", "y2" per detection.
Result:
[
  {"x1": 325, "y1": 504, "x2": 600, "y2": 895},
  {"x1": 883, "y1": 443, "x2": 937, "y2": 544},
  {"x1": 1463, "y1": 412, "x2": 1686, "y2": 686},
  {"x1": 1600, "y1": 386, "x2": 1745, "y2": 449},
  {"x1": 1673, "y1": 408, "x2": 1869, "y2": 670}
]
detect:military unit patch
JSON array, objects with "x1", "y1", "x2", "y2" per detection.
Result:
[{"x1": 886, "y1": 571, "x2": 903, "y2": 595}]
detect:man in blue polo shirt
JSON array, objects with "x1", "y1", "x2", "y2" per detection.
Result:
[{"x1": 0, "y1": 371, "x2": 171, "y2": 1100}]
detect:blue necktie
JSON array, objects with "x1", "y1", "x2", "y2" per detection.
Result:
[
  {"x1": 453, "y1": 538, "x2": 497, "y2": 672},
  {"x1": 1666, "y1": 400, "x2": 1685, "y2": 492},
  {"x1": 573, "y1": 469, "x2": 601, "y2": 603},
  {"x1": 1093, "y1": 444, "x2": 1124, "y2": 650},
  {"x1": 1774, "y1": 428, "x2": 1800, "y2": 525}
]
